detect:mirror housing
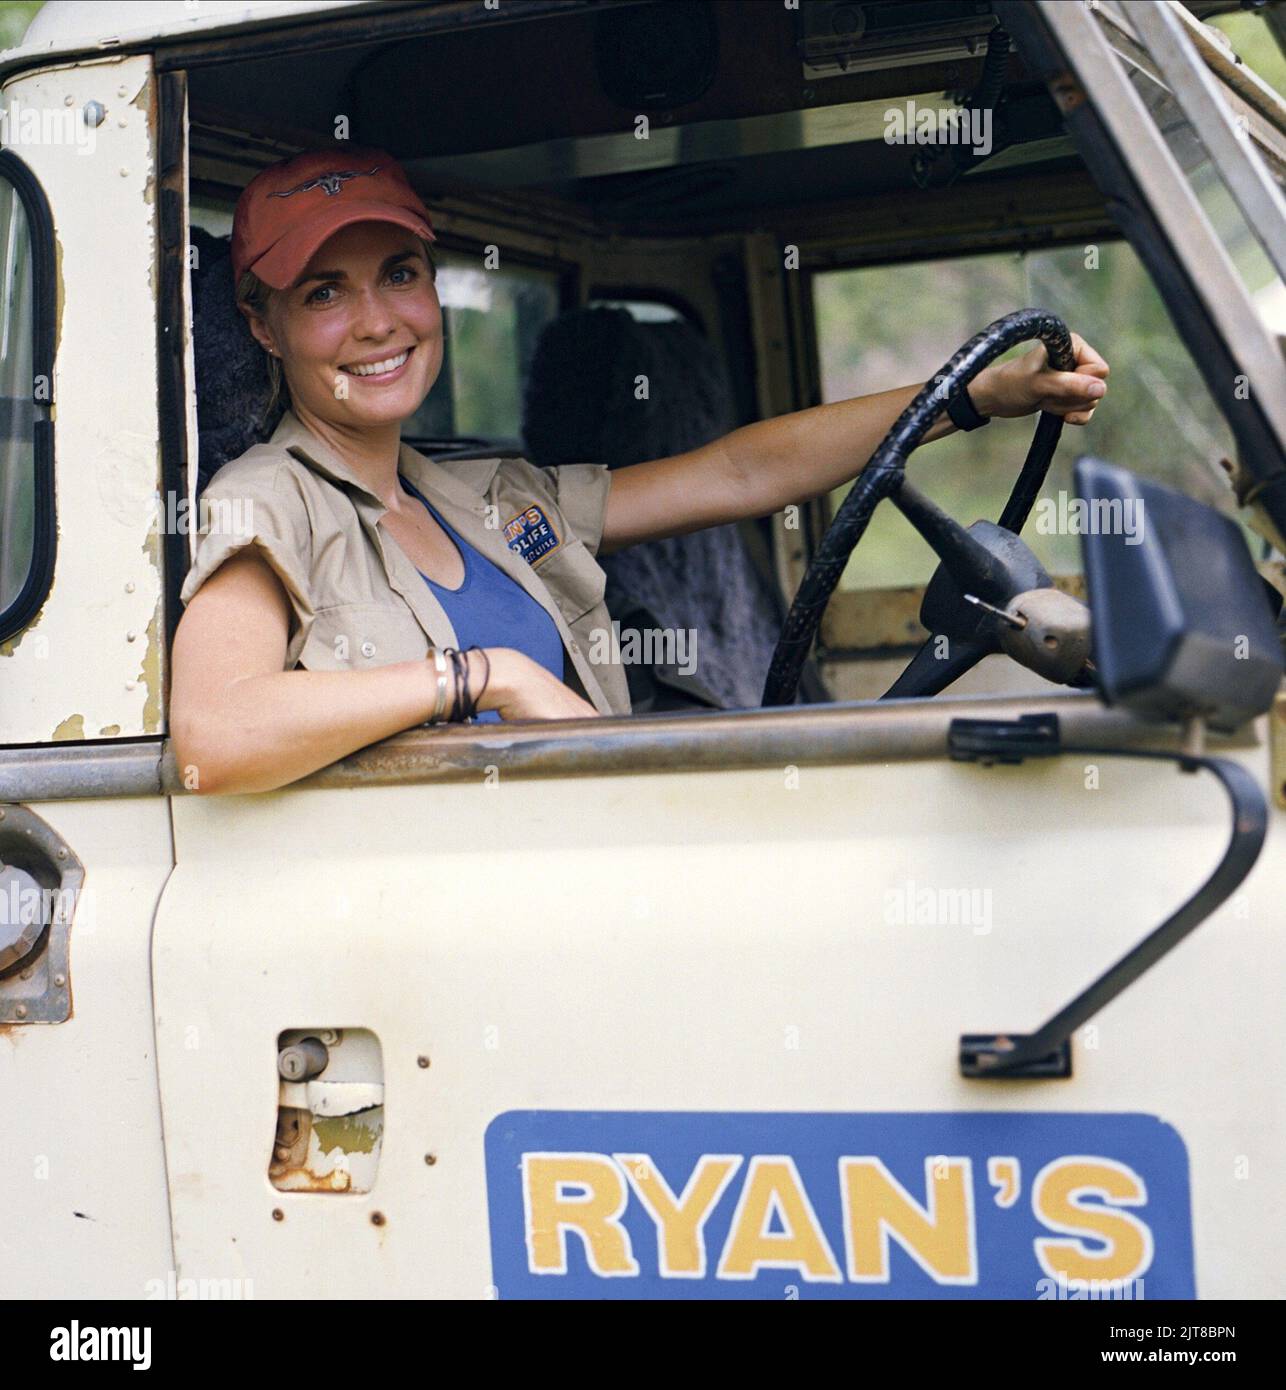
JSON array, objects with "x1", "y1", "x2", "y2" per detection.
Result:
[{"x1": 1076, "y1": 456, "x2": 1284, "y2": 732}]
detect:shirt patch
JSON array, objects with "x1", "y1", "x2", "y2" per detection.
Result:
[{"x1": 503, "y1": 504, "x2": 561, "y2": 567}]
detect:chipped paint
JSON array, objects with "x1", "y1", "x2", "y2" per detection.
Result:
[
  {"x1": 313, "y1": 1112, "x2": 380, "y2": 1155},
  {"x1": 270, "y1": 1105, "x2": 383, "y2": 1194},
  {"x1": 0, "y1": 586, "x2": 50, "y2": 658},
  {"x1": 98, "y1": 724, "x2": 121, "y2": 736},
  {"x1": 137, "y1": 526, "x2": 164, "y2": 734},
  {"x1": 305, "y1": 1079, "x2": 384, "y2": 1116},
  {"x1": 52, "y1": 713, "x2": 86, "y2": 741}
]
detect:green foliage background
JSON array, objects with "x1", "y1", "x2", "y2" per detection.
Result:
[{"x1": 0, "y1": 2, "x2": 41, "y2": 49}]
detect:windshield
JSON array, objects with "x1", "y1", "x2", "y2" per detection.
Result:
[
  {"x1": 815, "y1": 237, "x2": 1244, "y2": 589},
  {"x1": 1097, "y1": 1, "x2": 1286, "y2": 337}
]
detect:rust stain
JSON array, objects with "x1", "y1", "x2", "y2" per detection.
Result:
[
  {"x1": 314, "y1": 1113, "x2": 379, "y2": 1155},
  {"x1": 138, "y1": 527, "x2": 164, "y2": 733},
  {"x1": 268, "y1": 1105, "x2": 381, "y2": 1193},
  {"x1": 270, "y1": 1165, "x2": 355, "y2": 1194}
]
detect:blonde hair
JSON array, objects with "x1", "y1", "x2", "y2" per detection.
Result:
[{"x1": 235, "y1": 237, "x2": 438, "y2": 423}]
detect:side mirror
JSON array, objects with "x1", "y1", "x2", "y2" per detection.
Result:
[{"x1": 1075, "y1": 456, "x2": 1284, "y2": 732}]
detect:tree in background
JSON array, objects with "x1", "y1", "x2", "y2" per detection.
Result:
[{"x1": 0, "y1": 3, "x2": 42, "y2": 50}]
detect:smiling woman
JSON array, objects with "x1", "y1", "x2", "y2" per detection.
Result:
[
  {"x1": 238, "y1": 232, "x2": 442, "y2": 426},
  {"x1": 236, "y1": 237, "x2": 439, "y2": 420},
  {"x1": 169, "y1": 144, "x2": 1110, "y2": 795}
]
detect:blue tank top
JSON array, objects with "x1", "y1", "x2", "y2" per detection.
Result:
[{"x1": 399, "y1": 474, "x2": 565, "y2": 722}]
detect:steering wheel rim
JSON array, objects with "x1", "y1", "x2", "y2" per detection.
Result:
[{"x1": 761, "y1": 309, "x2": 1078, "y2": 708}]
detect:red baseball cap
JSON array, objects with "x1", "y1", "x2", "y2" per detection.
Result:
[{"x1": 231, "y1": 146, "x2": 436, "y2": 290}]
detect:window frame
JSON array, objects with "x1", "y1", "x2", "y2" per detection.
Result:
[
  {"x1": 401, "y1": 231, "x2": 578, "y2": 449},
  {"x1": 0, "y1": 148, "x2": 56, "y2": 644}
]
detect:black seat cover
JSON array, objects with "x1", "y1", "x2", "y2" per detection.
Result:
[
  {"x1": 523, "y1": 306, "x2": 786, "y2": 711},
  {"x1": 189, "y1": 227, "x2": 280, "y2": 496}
]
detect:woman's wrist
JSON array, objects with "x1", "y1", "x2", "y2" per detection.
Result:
[
  {"x1": 473, "y1": 647, "x2": 519, "y2": 714},
  {"x1": 420, "y1": 646, "x2": 523, "y2": 724},
  {"x1": 423, "y1": 646, "x2": 479, "y2": 724},
  {"x1": 965, "y1": 366, "x2": 1000, "y2": 420}
]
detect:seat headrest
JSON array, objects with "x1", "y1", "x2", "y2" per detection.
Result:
[{"x1": 522, "y1": 306, "x2": 733, "y2": 469}]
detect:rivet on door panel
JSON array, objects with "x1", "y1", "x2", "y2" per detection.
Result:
[{"x1": 270, "y1": 1028, "x2": 384, "y2": 1194}]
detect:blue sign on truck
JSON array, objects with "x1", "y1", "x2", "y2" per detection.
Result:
[{"x1": 485, "y1": 1111, "x2": 1195, "y2": 1299}]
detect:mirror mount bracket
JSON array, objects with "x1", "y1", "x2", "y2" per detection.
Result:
[{"x1": 948, "y1": 714, "x2": 1268, "y2": 1079}]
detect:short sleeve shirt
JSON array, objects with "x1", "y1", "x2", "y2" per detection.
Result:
[{"x1": 179, "y1": 410, "x2": 632, "y2": 717}]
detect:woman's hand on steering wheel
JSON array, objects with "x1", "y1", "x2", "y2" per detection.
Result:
[{"x1": 971, "y1": 332, "x2": 1109, "y2": 428}]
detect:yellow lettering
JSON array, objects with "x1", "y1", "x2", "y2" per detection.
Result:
[
  {"x1": 717, "y1": 1157, "x2": 841, "y2": 1281},
  {"x1": 616, "y1": 1152, "x2": 742, "y2": 1277},
  {"x1": 522, "y1": 1153, "x2": 639, "y2": 1276},
  {"x1": 1032, "y1": 1158, "x2": 1152, "y2": 1284},
  {"x1": 841, "y1": 1157, "x2": 976, "y2": 1284}
]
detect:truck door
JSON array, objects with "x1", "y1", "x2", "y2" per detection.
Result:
[
  {"x1": 152, "y1": 706, "x2": 1283, "y2": 1300},
  {"x1": 0, "y1": 53, "x2": 175, "y2": 1297}
]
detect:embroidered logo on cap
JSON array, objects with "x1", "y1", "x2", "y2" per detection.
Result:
[
  {"x1": 270, "y1": 166, "x2": 382, "y2": 198},
  {"x1": 503, "y1": 505, "x2": 561, "y2": 567}
]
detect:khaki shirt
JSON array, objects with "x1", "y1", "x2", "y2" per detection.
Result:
[{"x1": 180, "y1": 410, "x2": 631, "y2": 717}]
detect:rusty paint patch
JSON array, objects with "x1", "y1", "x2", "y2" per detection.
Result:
[
  {"x1": 52, "y1": 713, "x2": 86, "y2": 741},
  {"x1": 314, "y1": 1113, "x2": 379, "y2": 1156},
  {"x1": 270, "y1": 1105, "x2": 382, "y2": 1194},
  {"x1": 0, "y1": 601, "x2": 47, "y2": 658},
  {"x1": 129, "y1": 523, "x2": 166, "y2": 733}
]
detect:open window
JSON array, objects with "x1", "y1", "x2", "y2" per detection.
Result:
[
  {"x1": 166, "y1": 0, "x2": 1286, "y2": 733},
  {"x1": 808, "y1": 235, "x2": 1255, "y2": 699},
  {"x1": 789, "y1": 0, "x2": 1286, "y2": 704},
  {"x1": 403, "y1": 248, "x2": 567, "y2": 456}
]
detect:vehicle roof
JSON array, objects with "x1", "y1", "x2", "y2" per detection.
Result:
[{"x1": 2, "y1": 0, "x2": 370, "y2": 69}]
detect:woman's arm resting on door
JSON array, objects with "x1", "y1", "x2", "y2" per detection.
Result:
[{"x1": 171, "y1": 550, "x2": 596, "y2": 795}]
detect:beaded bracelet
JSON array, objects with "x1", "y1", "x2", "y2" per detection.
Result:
[
  {"x1": 469, "y1": 646, "x2": 491, "y2": 716},
  {"x1": 442, "y1": 646, "x2": 473, "y2": 723}
]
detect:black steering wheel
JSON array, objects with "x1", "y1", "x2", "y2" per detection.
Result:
[{"x1": 763, "y1": 310, "x2": 1095, "y2": 706}]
